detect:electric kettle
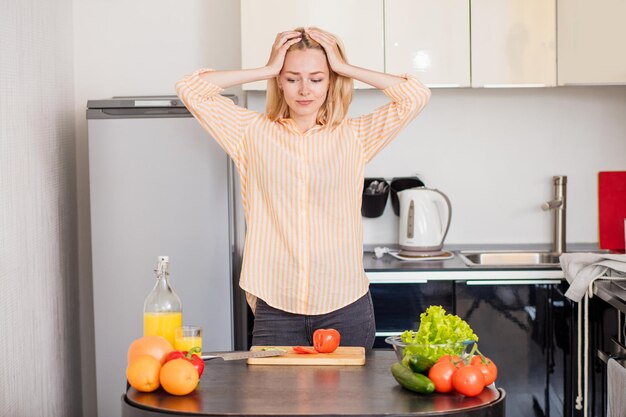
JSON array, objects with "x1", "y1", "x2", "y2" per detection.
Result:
[{"x1": 397, "y1": 187, "x2": 452, "y2": 256}]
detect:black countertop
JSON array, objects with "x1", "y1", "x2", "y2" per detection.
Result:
[
  {"x1": 122, "y1": 350, "x2": 505, "y2": 417},
  {"x1": 363, "y1": 243, "x2": 602, "y2": 274}
]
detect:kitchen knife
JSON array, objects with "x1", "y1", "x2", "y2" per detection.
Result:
[{"x1": 201, "y1": 350, "x2": 287, "y2": 361}]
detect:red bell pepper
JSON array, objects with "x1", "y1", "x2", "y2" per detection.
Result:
[{"x1": 165, "y1": 347, "x2": 205, "y2": 377}]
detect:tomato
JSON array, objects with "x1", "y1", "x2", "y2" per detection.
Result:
[
  {"x1": 293, "y1": 346, "x2": 317, "y2": 354},
  {"x1": 165, "y1": 347, "x2": 205, "y2": 377},
  {"x1": 428, "y1": 361, "x2": 457, "y2": 393},
  {"x1": 436, "y1": 354, "x2": 465, "y2": 368},
  {"x1": 313, "y1": 329, "x2": 341, "y2": 353},
  {"x1": 470, "y1": 355, "x2": 498, "y2": 385},
  {"x1": 451, "y1": 365, "x2": 485, "y2": 397}
]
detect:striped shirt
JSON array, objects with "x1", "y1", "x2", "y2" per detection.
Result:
[{"x1": 176, "y1": 68, "x2": 431, "y2": 315}]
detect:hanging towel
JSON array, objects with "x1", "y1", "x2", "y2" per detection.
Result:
[
  {"x1": 560, "y1": 253, "x2": 626, "y2": 302},
  {"x1": 559, "y1": 252, "x2": 626, "y2": 417},
  {"x1": 608, "y1": 358, "x2": 626, "y2": 417}
]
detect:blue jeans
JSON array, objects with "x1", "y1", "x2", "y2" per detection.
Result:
[{"x1": 252, "y1": 292, "x2": 376, "y2": 349}]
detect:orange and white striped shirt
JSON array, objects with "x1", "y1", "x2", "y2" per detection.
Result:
[{"x1": 176, "y1": 68, "x2": 430, "y2": 315}]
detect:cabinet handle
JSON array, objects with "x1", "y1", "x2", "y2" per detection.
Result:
[{"x1": 465, "y1": 279, "x2": 562, "y2": 286}]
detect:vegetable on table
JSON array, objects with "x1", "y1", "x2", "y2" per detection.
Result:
[
  {"x1": 403, "y1": 353, "x2": 435, "y2": 374},
  {"x1": 470, "y1": 354, "x2": 498, "y2": 385},
  {"x1": 293, "y1": 346, "x2": 317, "y2": 354},
  {"x1": 451, "y1": 365, "x2": 485, "y2": 397},
  {"x1": 165, "y1": 347, "x2": 205, "y2": 377},
  {"x1": 313, "y1": 328, "x2": 341, "y2": 353},
  {"x1": 390, "y1": 362, "x2": 435, "y2": 394},
  {"x1": 400, "y1": 305, "x2": 479, "y2": 363},
  {"x1": 427, "y1": 361, "x2": 457, "y2": 393}
]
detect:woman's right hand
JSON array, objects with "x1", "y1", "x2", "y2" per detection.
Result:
[{"x1": 266, "y1": 31, "x2": 302, "y2": 76}]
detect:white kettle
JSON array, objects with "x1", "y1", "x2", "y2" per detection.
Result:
[{"x1": 397, "y1": 187, "x2": 452, "y2": 255}]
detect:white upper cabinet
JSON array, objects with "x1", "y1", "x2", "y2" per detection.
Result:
[
  {"x1": 557, "y1": 0, "x2": 626, "y2": 85},
  {"x1": 384, "y1": 0, "x2": 470, "y2": 88},
  {"x1": 240, "y1": 0, "x2": 384, "y2": 90},
  {"x1": 470, "y1": 0, "x2": 557, "y2": 87}
]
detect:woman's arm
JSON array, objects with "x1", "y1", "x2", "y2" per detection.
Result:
[
  {"x1": 305, "y1": 28, "x2": 404, "y2": 90},
  {"x1": 199, "y1": 31, "x2": 302, "y2": 89}
]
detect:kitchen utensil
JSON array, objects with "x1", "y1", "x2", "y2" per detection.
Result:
[
  {"x1": 599, "y1": 171, "x2": 626, "y2": 251},
  {"x1": 397, "y1": 187, "x2": 451, "y2": 256},
  {"x1": 362, "y1": 178, "x2": 389, "y2": 218},
  {"x1": 201, "y1": 350, "x2": 287, "y2": 361},
  {"x1": 390, "y1": 177, "x2": 425, "y2": 216},
  {"x1": 247, "y1": 346, "x2": 366, "y2": 365}
]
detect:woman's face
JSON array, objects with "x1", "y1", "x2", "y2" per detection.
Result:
[{"x1": 278, "y1": 48, "x2": 330, "y2": 123}]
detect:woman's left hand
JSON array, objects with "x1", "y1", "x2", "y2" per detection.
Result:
[{"x1": 305, "y1": 28, "x2": 348, "y2": 75}]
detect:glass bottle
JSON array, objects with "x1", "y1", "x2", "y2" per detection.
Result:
[{"x1": 143, "y1": 256, "x2": 182, "y2": 347}]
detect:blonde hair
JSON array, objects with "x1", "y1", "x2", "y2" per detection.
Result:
[{"x1": 266, "y1": 27, "x2": 353, "y2": 128}]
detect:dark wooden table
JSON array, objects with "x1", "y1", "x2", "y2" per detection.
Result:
[{"x1": 122, "y1": 350, "x2": 505, "y2": 417}]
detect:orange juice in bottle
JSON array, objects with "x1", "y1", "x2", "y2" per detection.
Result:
[{"x1": 143, "y1": 256, "x2": 182, "y2": 347}]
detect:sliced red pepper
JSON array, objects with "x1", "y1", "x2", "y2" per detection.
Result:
[{"x1": 293, "y1": 346, "x2": 317, "y2": 354}]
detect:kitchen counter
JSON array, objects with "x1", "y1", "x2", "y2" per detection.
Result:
[
  {"x1": 122, "y1": 350, "x2": 505, "y2": 417},
  {"x1": 363, "y1": 243, "x2": 601, "y2": 282}
]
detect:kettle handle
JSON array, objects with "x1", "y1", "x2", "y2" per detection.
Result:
[{"x1": 432, "y1": 189, "x2": 452, "y2": 243}]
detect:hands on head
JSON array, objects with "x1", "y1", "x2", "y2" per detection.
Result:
[{"x1": 266, "y1": 28, "x2": 348, "y2": 77}]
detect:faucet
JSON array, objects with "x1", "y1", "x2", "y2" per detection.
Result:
[{"x1": 541, "y1": 175, "x2": 567, "y2": 255}]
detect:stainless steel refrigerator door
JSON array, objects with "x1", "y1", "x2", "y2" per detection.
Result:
[{"x1": 88, "y1": 114, "x2": 233, "y2": 417}]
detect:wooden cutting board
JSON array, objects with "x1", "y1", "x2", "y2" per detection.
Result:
[
  {"x1": 599, "y1": 171, "x2": 626, "y2": 251},
  {"x1": 247, "y1": 346, "x2": 366, "y2": 366}
]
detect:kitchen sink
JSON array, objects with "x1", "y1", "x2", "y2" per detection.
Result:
[{"x1": 458, "y1": 250, "x2": 562, "y2": 267}]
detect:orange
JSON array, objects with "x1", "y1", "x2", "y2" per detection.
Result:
[
  {"x1": 159, "y1": 358, "x2": 199, "y2": 396},
  {"x1": 126, "y1": 354, "x2": 161, "y2": 392},
  {"x1": 128, "y1": 335, "x2": 174, "y2": 365}
]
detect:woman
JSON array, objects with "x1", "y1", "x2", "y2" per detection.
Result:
[{"x1": 176, "y1": 27, "x2": 431, "y2": 349}]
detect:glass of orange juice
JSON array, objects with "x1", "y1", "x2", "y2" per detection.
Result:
[{"x1": 175, "y1": 325, "x2": 203, "y2": 354}]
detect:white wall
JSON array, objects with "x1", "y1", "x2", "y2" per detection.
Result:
[
  {"x1": 249, "y1": 86, "x2": 626, "y2": 246},
  {"x1": 73, "y1": 1, "x2": 241, "y2": 416},
  {"x1": 1, "y1": 0, "x2": 82, "y2": 416}
]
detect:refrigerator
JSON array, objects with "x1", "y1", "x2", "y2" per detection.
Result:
[{"x1": 87, "y1": 96, "x2": 239, "y2": 417}]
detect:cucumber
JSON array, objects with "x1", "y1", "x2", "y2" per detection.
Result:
[
  {"x1": 403, "y1": 353, "x2": 435, "y2": 374},
  {"x1": 391, "y1": 362, "x2": 435, "y2": 394}
]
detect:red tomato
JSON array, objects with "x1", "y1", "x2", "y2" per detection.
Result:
[
  {"x1": 428, "y1": 361, "x2": 457, "y2": 393},
  {"x1": 437, "y1": 355, "x2": 465, "y2": 368},
  {"x1": 451, "y1": 365, "x2": 485, "y2": 397},
  {"x1": 293, "y1": 346, "x2": 317, "y2": 354},
  {"x1": 313, "y1": 329, "x2": 341, "y2": 353},
  {"x1": 470, "y1": 355, "x2": 498, "y2": 385}
]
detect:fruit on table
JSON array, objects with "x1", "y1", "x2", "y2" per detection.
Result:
[
  {"x1": 470, "y1": 354, "x2": 498, "y2": 385},
  {"x1": 390, "y1": 362, "x2": 435, "y2": 394},
  {"x1": 293, "y1": 346, "x2": 317, "y2": 354},
  {"x1": 451, "y1": 365, "x2": 485, "y2": 397},
  {"x1": 128, "y1": 335, "x2": 174, "y2": 365},
  {"x1": 126, "y1": 354, "x2": 162, "y2": 392},
  {"x1": 160, "y1": 358, "x2": 200, "y2": 396},
  {"x1": 428, "y1": 361, "x2": 457, "y2": 393},
  {"x1": 313, "y1": 328, "x2": 341, "y2": 353}
]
